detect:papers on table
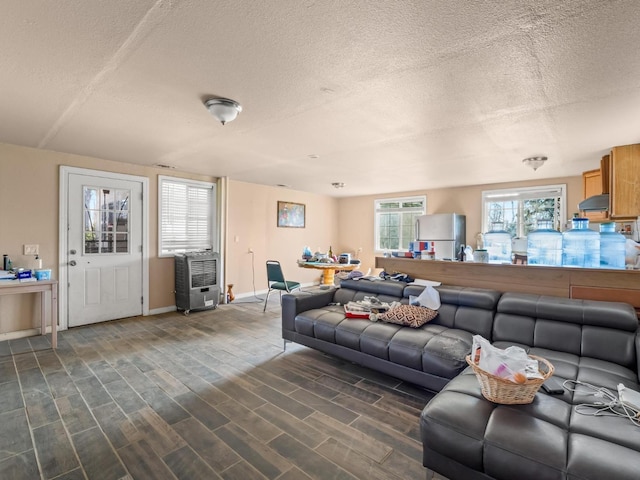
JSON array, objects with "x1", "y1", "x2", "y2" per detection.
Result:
[{"x1": 0, "y1": 270, "x2": 16, "y2": 280}]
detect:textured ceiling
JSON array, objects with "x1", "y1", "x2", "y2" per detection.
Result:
[{"x1": 3, "y1": 1, "x2": 640, "y2": 197}]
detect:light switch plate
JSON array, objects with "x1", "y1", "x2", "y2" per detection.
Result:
[{"x1": 23, "y1": 244, "x2": 39, "y2": 255}]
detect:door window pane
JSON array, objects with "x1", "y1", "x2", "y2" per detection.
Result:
[
  {"x1": 115, "y1": 190, "x2": 129, "y2": 210},
  {"x1": 83, "y1": 187, "x2": 130, "y2": 254},
  {"x1": 100, "y1": 233, "x2": 114, "y2": 253},
  {"x1": 115, "y1": 210, "x2": 128, "y2": 232},
  {"x1": 85, "y1": 232, "x2": 99, "y2": 254},
  {"x1": 115, "y1": 234, "x2": 128, "y2": 253}
]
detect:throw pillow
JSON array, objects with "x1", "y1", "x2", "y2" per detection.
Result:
[{"x1": 377, "y1": 304, "x2": 438, "y2": 328}]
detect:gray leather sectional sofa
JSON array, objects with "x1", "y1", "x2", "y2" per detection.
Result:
[
  {"x1": 281, "y1": 279, "x2": 640, "y2": 480},
  {"x1": 282, "y1": 278, "x2": 501, "y2": 391}
]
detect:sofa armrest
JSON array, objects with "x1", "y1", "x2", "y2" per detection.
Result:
[{"x1": 281, "y1": 289, "x2": 336, "y2": 332}]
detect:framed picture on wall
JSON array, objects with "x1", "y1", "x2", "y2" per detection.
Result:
[{"x1": 277, "y1": 201, "x2": 305, "y2": 228}]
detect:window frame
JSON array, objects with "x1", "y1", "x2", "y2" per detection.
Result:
[
  {"x1": 374, "y1": 195, "x2": 427, "y2": 252},
  {"x1": 481, "y1": 184, "x2": 566, "y2": 238},
  {"x1": 158, "y1": 176, "x2": 216, "y2": 257}
]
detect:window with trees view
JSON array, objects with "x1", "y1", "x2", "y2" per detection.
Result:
[
  {"x1": 375, "y1": 196, "x2": 426, "y2": 251},
  {"x1": 481, "y1": 185, "x2": 566, "y2": 238}
]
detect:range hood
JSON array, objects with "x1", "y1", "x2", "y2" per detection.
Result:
[{"x1": 578, "y1": 194, "x2": 610, "y2": 212}]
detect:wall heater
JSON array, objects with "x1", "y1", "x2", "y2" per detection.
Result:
[{"x1": 174, "y1": 251, "x2": 220, "y2": 314}]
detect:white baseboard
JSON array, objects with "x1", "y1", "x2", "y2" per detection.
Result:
[
  {"x1": 0, "y1": 328, "x2": 41, "y2": 342},
  {"x1": 233, "y1": 282, "x2": 318, "y2": 300},
  {"x1": 149, "y1": 305, "x2": 178, "y2": 315},
  {"x1": 234, "y1": 289, "x2": 268, "y2": 300}
]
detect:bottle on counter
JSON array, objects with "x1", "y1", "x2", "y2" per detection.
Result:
[
  {"x1": 484, "y1": 222, "x2": 512, "y2": 264},
  {"x1": 599, "y1": 222, "x2": 625, "y2": 269},
  {"x1": 464, "y1": 245, "x2": 474, "y2": 261},
  {"x1": 2, "y1": 254, "x2": 8, "y2": 271},
  {"x1": 458, "y1": 245, "x2": 466, "y2": 262},
  {"x1": 527, "y1": 220, "x2": 562, "y2": 266},
  {"x1": 562, "y1": 217, "x2": 599, "y2": 268}
]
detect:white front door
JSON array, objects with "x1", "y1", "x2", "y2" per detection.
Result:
[{"x1": 67, "y1": 173, "x2": 143, "y2": 327}]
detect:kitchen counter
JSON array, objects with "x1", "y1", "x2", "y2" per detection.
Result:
[{"x1": 375, "y1": 257, "x2": 640, "y2": 315}]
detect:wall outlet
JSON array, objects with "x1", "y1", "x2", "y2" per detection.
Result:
[{"x1": 23, "y1": 244, "x2": 39, "y2": 255}]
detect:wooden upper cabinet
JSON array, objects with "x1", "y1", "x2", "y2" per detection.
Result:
[
  {"x1": 600, "y1": 154, "x2": 610, "y2": 194},
  {"x1": 610, "y1": 144, "x2": 640, "y2": 219},
  {"x1": 582, "y1": 168, "x2": 608, "y2": 221}
]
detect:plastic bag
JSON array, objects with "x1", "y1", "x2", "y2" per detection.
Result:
[
  {"x1": 471, "y1": 335, "x2": 543, "y2": 383},
  {"x1": 414, "y1": 285, "x2": 441, "y2": 310},
  {"x1": 464, "y1": 245, "x2": 474, "y2": 262}
]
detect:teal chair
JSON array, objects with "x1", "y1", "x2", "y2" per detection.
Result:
[{"x1": 263, "y1": 260, "x2": 301, "y2": 311}]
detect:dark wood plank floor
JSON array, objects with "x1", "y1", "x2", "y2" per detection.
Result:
[{"x1": 0, "y1": 296, "x2": 448, "y2": 480}]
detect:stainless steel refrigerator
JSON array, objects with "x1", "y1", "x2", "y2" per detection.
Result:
[{"x1": 415, "y1": 213, "x2": 466, "y2": 260}]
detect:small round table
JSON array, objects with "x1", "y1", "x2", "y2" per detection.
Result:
[{"x1": 297, "y1": 261, "x2": 358, "y2": 286}]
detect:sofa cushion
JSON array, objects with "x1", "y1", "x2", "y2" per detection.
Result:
[
  {"x1": 421, "y1": 361, "x2": 640, "y2": 480},
  {"x1": 420, "y1": 329, "x2": 474, "y2": 378},
  {"x1": 295, "y1": 305, "x2": 476, "y2": 380},
  {"x1": 360, "y1": 322, "x2": 403, "y2": 360},
  {"x1": 407, "y1": 285, "x2": 501, "y2": 340},
  {"x1": 334, "y1": 287, "x2": 405, "y2": 306},
  {"x1": 494, "y1": 293, "x2": 639, "y2": 369},
  {"x1": 378, "y1": 305, "x2": 438, "y2": 328},
  {"x1": 339, "y1": 278, "x2": 407, "y2": 297}
]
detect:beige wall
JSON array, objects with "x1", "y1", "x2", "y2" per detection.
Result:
[
  {"x1": 0, "y1": 142, "x2": 215, "y2": 334},
  {"x1": 226, "y1": 180, "x2": 339, "y2": 295},
  {"x1": 0, "y1": 140, "x2": 584, "y2": 336},
  {"x1": 337, "y1": 176, "x2": 583, "y2": 274}
]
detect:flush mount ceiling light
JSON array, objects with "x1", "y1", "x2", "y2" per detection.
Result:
[
  {"x1": 332, "y1": 182, "x2": 345, "y2": 189},
  {"x1": 522, "y1": 156, "x2": 548, "y2": 171},
  {"x1": 204, "y1": 97, "x2": 242, "y2": 125}
]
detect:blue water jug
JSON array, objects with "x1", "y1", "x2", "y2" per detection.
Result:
[
  {"x1": 484, "y1": 222, "x2": 512, "y2": 264},
  {"x1": 599, "y1": 222, "x2": 625, "y2": 269},
  {"x1": 527, "y1": 220, "x2": 562, "y2": 266},
  {"x1": 562, "y1": 218, "x2": 599, "y2": 268}
]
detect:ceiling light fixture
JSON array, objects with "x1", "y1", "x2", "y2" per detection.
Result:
[
  {"x1": 522, "y1": 156, "x2": 547, "y2": 171},
  {"x1": 332, "y1": 182, "x2": 345, "y2": 189},
  {"x1": 204, "y1": 97, "x2": 242, "y2": 125}
]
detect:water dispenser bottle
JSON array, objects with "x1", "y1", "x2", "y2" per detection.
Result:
[
  {"x1": 527, "y1": 220, "x2": 562, "y2": 266},
  {"x1": 599, "y1": 222, "x2": 625, "y2": 269},
  {"x1": 562, "y1": 218, "x2": 599, "y2": 268},
  {"x1": 484, "y1": 222, "x2": 512, "y2": 264}
]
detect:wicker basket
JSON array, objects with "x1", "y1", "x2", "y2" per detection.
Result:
[{"x1": 466, "y1": 355, "x2": 554, "y2": 405}]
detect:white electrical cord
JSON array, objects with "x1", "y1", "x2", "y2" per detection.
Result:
[
  {"x1": 228, "y1": 251, "x2": 265, "y2": 304},
  {"x1": 562, "y1": 379, "x2": 640, "y2": 427},
  {"x1": 248, "y1": 251, "x2": 266, "y2": 302}
]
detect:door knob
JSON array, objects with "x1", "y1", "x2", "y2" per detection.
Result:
[
  {"x1": 70, "y1": 249, "x2": 77, "y2": 255},
  {"x1": 69, "y1": 260, "x2": 77, "y2": 266}
]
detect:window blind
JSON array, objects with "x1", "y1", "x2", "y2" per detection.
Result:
[{"x1": 159, "y1": 177, "x2": 214, "y2": 255}]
